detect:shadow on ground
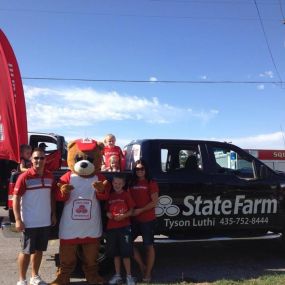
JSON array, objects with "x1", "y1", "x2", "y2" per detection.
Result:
[
  {"x1": 67, "y1": 239, "x2": 285, "y2": 284},
  {"x1": 148, "y1": 240, "x2": 285, "y2": 283}
]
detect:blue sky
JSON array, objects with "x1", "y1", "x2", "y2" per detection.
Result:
[{"x1": 1, "y1": 0, "x2": 285, "y2": 149}]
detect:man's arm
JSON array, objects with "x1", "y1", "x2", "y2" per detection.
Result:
[{"x1": 13, "y1": 194, "x2": 25, "y2": 232}]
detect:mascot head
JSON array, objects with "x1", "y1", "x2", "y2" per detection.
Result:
[{"x1": 67, "y1": 138, "x2": 104, "y2": 177}]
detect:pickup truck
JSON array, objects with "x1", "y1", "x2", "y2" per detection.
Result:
[
  {"x1": 2, "y1": 137, "x2": 285, "y2": 270},
  {"x1": 121, "y1": 139, "x2": 285, "y2": 243},
  {"x1": 4, "y1": 138, "x2": 285, "y2": 244}
]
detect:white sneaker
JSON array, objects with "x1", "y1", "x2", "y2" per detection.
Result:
[
  {"x1": 126, "y1": 275, "x2": 136, "y2": 285},
  {"x1": 16, "y1": 281, "x2": 27, "y2": 285},
  {"x1": 109, "y1": 274, "x2": 122, "y2": 285},
  {"x1": 29, "y1": 275, "x2": 47, "y2": 285}
]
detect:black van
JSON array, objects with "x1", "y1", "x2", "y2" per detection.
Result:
[{"x1": 123, "y1": 139, "x2": 285, "y2": 242}]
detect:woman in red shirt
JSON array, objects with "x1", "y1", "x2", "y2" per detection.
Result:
[{"x1": 128, "y1": 159, "x2": 159, "y2": 282}]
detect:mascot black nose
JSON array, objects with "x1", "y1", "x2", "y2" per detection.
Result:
[{"x1": 80, "y1": 162, "x2": 88, "y2": 168}]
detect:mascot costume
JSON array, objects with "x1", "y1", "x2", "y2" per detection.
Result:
[{"x1": 51, "y1": 138, "x2": 110, "y2": 285}]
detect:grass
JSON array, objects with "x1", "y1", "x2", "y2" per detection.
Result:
[
  {"x1": 207, "y1": 274, "x2": 285, "y2": 285},
  {"x1": 145, "y1": 273, "x2": 285, "y2": 285}
]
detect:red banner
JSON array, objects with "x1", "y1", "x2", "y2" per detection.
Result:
[
  {"x1": 258, "y1": 150, "x2": 285, "y2": 161},
  {"x1": 0, "y1": 30, "x2": 28, "y2": 162}
]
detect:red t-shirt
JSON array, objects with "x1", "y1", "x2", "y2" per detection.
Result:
[
  {"x1": 106, "y1": 191, "x2": 135, "y2": 229},
  {"x1": 103, "y1": 145, "x2": 123, "y2": 168},
  {"x1": 129, "y1": 179, "x2": 159, "y2": 223},
  {"x1": 14, "y1": 167, "x2": 56, "y2": 228},
  {"x1": 14, "y1": 167, "x2": 56, "y2": 196}
]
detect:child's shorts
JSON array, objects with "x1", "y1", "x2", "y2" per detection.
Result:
[{"x1": 106, "y1": 226, "x2": 133, "y2": 258}]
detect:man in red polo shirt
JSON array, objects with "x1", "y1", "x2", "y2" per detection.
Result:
[{"x1": 13, "y1": 148, "x2": 57, "y2": 285}]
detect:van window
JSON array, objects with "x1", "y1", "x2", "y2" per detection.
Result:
[
  {"x1": 29, "y1": 135, "x2": 58, "y2": 152},
  {"x1": 161, "y1": 149, "x2": 168, "y2": 172},
  {"x1": 213, "y1": 147, "x2": 255, "y2": 179},
  {"x1": 160, "y1": 144, "x2": 202, "y2": 173},
  {"x1": 124, "y1": 144, "x2": 141, "y2": 171},
  {"x1": 40, "y1": 142, "x2": 57, "y2": 153}
]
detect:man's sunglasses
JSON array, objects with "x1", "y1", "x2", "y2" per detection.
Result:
[{"x1": 33, "y1": 156, "x2": 45, "y2": 160}]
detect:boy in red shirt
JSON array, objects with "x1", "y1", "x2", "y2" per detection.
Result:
[{"x1": 106, "y1": 174, "x2": 136, "y2": 285}]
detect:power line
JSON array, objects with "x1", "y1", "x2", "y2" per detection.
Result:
[
  {"x1": 253, "y1": 0, "x2": 284, "y2": 84},
  {"x1": 152, "y1": 0, "x2": 281, "y2": 4},
  {"x1": 22, "y1": 76, "x2": 284, "y2": 85},
  {"x1": 0, "y1": 8, "x2": 279, "y2": 22},
  {"x1": 278, "y1": 0, "x2": 285, "y2": 22}
]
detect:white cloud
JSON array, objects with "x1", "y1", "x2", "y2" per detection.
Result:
[
  {"x1": 187, "y1": 108, "x2": 219, "y2": 124},
  {"x1": 95, "y1": 132, "x2": 285, "y2": 150},
  {"x1": 259, "y1": 70, "x2": 274, "y2": 78},
  {"x1": 257, "y1": 84, "x2": 265, "y2": 90},
  {"x1": 149, "y1": 76, "x2": 158, "y2": 82},
  {"x1": 24, "y1": 85, "x2": 218, "y2": 130},
  {"x1": 200, "y1": 75, "x2": 207, "y2": 80},
  {"x1": 227, "y1": 132, "x2": 285, "y2": 149}
]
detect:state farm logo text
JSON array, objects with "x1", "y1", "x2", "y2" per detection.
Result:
[{"x1": 156, "y1": 195, "x2": 277, "y2": 217}]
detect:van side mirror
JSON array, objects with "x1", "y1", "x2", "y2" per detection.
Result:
[{"x1": 260, "y1": 165, "x2": 268, "y2": 179}]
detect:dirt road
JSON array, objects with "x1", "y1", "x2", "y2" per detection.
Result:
[{"x1": 1, "y1": 206, "x2": 285, "y2": 284}]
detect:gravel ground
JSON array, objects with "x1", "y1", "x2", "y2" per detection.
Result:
[{"x1": 1, "y1": 207, "x2": 285, "y2": 284}]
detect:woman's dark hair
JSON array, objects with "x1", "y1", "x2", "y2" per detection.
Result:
[{"x1": 129, "y1": 159, "x2": 151, "y2": 187}]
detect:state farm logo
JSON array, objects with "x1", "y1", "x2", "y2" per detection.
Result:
[
  {"x1": 75, "y1": 205, "x2": 88, "y2": 214},
  {"x1": 155, "y1": 195, "x2": 180, "y2": 217}
]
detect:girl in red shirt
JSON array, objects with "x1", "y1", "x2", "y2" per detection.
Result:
[{"x1": 102, "y1": 134, "x2": 124, "y2": 171}]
